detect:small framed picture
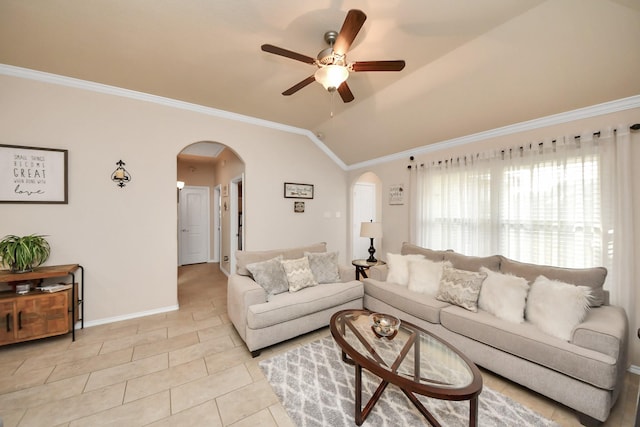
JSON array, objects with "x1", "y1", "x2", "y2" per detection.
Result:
[
  {"x1": 389, "y1": 184, "x2": 404, "y2": 205},
  {"x1": 284, "y1": 182, "x2": 314, "y2": 199},
  {"x1": 294, "y1": 201, "x2": 305, "y2": 213}
]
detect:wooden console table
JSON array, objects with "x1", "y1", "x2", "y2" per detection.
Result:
[{"x1": 0, "y1": 264, "x2": 84, "y2": 344}]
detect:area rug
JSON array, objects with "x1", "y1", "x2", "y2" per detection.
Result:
[{"x1": 259, "y1": 336, "x2": 559, "y2": 427}]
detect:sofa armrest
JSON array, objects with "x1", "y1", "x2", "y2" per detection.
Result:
[
  {"x1": 227, "y1": 274, "x2": 267, "y2": 341},
  {"x1": 367, "y1": 264, "x2": 388, "y2": 281},
  {"x1": 571, "y1": 305, "x2": 628, "y2": 361},
  {"x1": 338, "y1": 265, "x2": 355, "y2": 282}
]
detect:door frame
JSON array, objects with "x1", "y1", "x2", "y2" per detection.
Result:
[
  {"x1": 213, "y1": 184, "x2": 221, "y2": 263},
  {"x1": 229, "y1": 174, "x2": 245, "y2": 275}
]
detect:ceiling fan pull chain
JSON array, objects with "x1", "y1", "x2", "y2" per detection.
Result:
[{"x1": 330, "y1": 90, "x2": 335, "y2": 118}]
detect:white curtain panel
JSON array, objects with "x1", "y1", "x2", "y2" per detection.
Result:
[{"x1": 415, "y1": 126, "x2": 635, "y2": 329}]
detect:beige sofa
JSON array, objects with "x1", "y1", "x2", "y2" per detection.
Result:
[
  {"x1": 227, "y1": 242, "x2": 363, "y2": 356},
  {"x1": 364, "y1": 243, "x2": 628, "y2": 426}
]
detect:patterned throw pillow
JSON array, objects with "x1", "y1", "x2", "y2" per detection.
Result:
[
  {"x1": 281, "y1": 256, "x2": 318, "y2": 292},
  {"x1": 246, "y1": 255, "x2": 288, "y2": 301},
  {"x1": 436, "y1": 266, "x2": 487, "y2": 312},
  {"x1": 305, "y1": 251, "x2": 340, "y2": 284}
]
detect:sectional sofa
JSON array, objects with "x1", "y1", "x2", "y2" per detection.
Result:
[
  {"x1": 227, "y1": 242, "x2": 363, "y2": 356},
  {"x1": 364, "y1": 242, "x2": 628, "y2": 426},
  {"x1": 227, "y1": 242, "x2": 627, "y2": 425}
]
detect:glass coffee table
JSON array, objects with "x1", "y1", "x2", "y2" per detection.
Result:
[{"x1": 330, "y1": 309, "x2": 483, "y2": 426}]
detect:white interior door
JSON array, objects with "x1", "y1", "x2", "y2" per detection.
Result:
[
  {"x1": 352, "y1": 183, "x2": 376, "y2": 260},
  {"x1": 179, "y1": 186, "x2": 210, "y2": 265}
]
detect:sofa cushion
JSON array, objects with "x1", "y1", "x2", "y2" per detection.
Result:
[
  {"x1": 500, "y1": 257, "x2": 607, "y2": 307},
  {"x1": 407, "y1": 259, "x2": 450, "y2": 296},
  {"x1": 440, "y1": 305, "x2": 618, "y2": 390},
  {"x1": 436, "y1": 266, "x2": 487, "y2": 312},
  {"x1": 236, "y1": 242, "x2": 327, "y2": 276},
  {"x1": 281, "y1": 256, "x2": 318, "y2": 292},
  {"x1": 525, "y1": 275, "x2": 592, "y2": 341},
  {"x1": 477, "y1": 267, "x2": 529, "y2": 324},
  {"x1": 443, "y1": 251, "x2": 501, "y2": 272},
  {"x1": 386, "y1": 253, "x2": 425, "y2": 285},
  {"x1": 363, "y1": 278, "x2": 450, "y2": 324},
  {"x1": 400, "y1": 242, "x2": 447, "y2": 261},
  {"x1": 305, "y1": 251, "x2": 340, "y2": 284},
  {"x1": 246, "y1": 256, "x2": 288, "y2": 300},
  {"x1": 247, "y1": 281, "x2": 363, "y2": 329}
]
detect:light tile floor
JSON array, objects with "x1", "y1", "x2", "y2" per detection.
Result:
[{"x1": 0, "y1": 263, "x2": 637, "y2": 426}]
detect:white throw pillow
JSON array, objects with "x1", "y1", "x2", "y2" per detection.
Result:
[
  {"x1": 386, "y1": 253, "x2": 425, "y2": 286},
  {"x1": 281, "y1": 257, "x2": 318, "y2": 292},
  {"x1": 525, "y1": 275, "x2": 592, "y2": 341},
  {"x1": 477, "y1": 267, "x2": 530, "y2": 323},
  {"x1": 407, "y1": 259, "x2": 450, "y2": 296}
]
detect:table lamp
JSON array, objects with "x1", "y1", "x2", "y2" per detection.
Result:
[{"x1": 360, "y1": 221, "x2": 383, "y2": 263}]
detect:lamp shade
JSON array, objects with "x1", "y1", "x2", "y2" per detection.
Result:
[
  {"x1": 314, "y1": 64, "x2": 349, "y2": 91},
  {"x1": 360, "y1": 221, "x2": 382, "y2": 239}
]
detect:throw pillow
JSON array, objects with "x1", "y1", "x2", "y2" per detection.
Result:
[
  {"x1": 525, "y1": 275, "x2": 592, "y2": 341},
  {"x1": 305, "y1": 251, "x2": 340, "y2": 284},
  {"x1": 386, "y1": 253, "x2": 425, "y2": 286},
  {"x1": 407, "y1": 259, "x2": 450, "y2": 296},
  {"x1": 246, "y1": 255, "x2": 288, "y2": 300},
  {"x1": 477, "y1": 267, "x2": 530, "y2": 323},
  {"x1": 436, "y1": 266, "x2": 487, "y2": 312},
  {"x1": 281, "y1": 256, "x2": 318, "y2": 292}
]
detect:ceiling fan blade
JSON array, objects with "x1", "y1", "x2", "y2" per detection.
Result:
[
  {"x1": 351, "y1": 60, "x2": 406, "y2": 72},
  {"x1": 333, "y1": 9, "x2": 367, "y2": 56},
  {"x1": 261, "y1": 44, "x2": 316, "y2": 64},
  {"x1": 337, "y1": 82, "x2": 354, "y2": 103},
  {"x1": 282, "y1": 75, "x2": 316, "y2": 96}
]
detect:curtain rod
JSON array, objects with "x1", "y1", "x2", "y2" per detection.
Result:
[
  {"x1": 408, "y1": 123, "x2": 640, "y2": 169},
  {"x1": 575, "y1": 123, "x2": 640, "y2": 139}
]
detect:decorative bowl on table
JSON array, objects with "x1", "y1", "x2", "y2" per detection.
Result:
[{"x1": 369, "y1": 313, "x2": 401, "y2": 339}]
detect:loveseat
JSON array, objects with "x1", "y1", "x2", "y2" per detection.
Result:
[
  {"x1": 228, "y1": 242, "x2": 363, "y2": 356},
  {"x1": 363, "y1": 242, "x2": 628, "y2": 426}
]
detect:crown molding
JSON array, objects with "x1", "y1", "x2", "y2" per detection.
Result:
[
  {"x1": 347, "y1": 94, "x2": 640, "y2": 171},
  {"x1": 0, "y1": 64, "x2": 348, "y2": 170},
  {"x1": 2, "y1": 64, "x2": 636, "y2": 173}
]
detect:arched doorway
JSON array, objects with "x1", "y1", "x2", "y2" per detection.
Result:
[
  {"x1": 351, "y1": 172, "x2": 383, "y2": 260},
  {"x1": 177, "y1": 141, "x2": 245, "y2": 276}
]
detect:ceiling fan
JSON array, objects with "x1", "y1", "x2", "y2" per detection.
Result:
[{"x1": 261, "y1": 9, "x2": 405, "y2": 103}]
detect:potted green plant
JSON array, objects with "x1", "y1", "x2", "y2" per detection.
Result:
[{"x1": 0, "y1": 234, "x2": 51, "y2": 273}]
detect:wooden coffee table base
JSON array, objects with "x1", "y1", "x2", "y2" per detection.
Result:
[{"x1": 348, "y1": 354, "x2": 478, "y2": 427}]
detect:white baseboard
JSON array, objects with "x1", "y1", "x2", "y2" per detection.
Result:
[{"x1": 79, "y1": 304, "x2": 180, "y2": 328}]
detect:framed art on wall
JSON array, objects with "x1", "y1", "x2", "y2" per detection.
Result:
[
  {"x1": 284, "y1": 182, "x2": 314, "y2": 199},
  {"x1": 0, "y1": 144, "x2": 68, "y2": 204}
]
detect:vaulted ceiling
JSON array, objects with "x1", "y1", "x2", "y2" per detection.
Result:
[{"x1": 1, "y1": 0, "x2": 639, "y2": 166}]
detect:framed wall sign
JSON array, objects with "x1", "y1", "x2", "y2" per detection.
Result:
[
  {"x1": 0, "y1": 144, "x2": 68, "y2": 204},
  {"x1": 389, "y1": 184, "x2": 404, "y2": 205},
  {"x1": 284, "y1": 182, "x2": 314, "y2": 199}
]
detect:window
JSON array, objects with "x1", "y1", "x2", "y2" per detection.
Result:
[{"x1": 417, "y1": 138, "x2": 612, "y2": 270}]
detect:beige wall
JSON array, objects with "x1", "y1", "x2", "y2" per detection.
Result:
[
  {"x1": 0, "y1": 73, "x2": 349, "y2": 324},
  {"x1": 348, "y1": 107, "x2": 640, "y2": 367}
]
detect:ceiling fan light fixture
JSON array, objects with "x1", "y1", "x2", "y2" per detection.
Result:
[{"x1": 314, "y1": 64, "x2": 349, "y2": 92}]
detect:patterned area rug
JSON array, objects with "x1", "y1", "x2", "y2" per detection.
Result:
[{"x1": 259, "y1": 336, "x2": 559, "y2": 427}]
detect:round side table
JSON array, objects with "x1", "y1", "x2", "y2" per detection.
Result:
[{"x1": 352, "y1": 259, "x2": 385, "y2": 280}]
